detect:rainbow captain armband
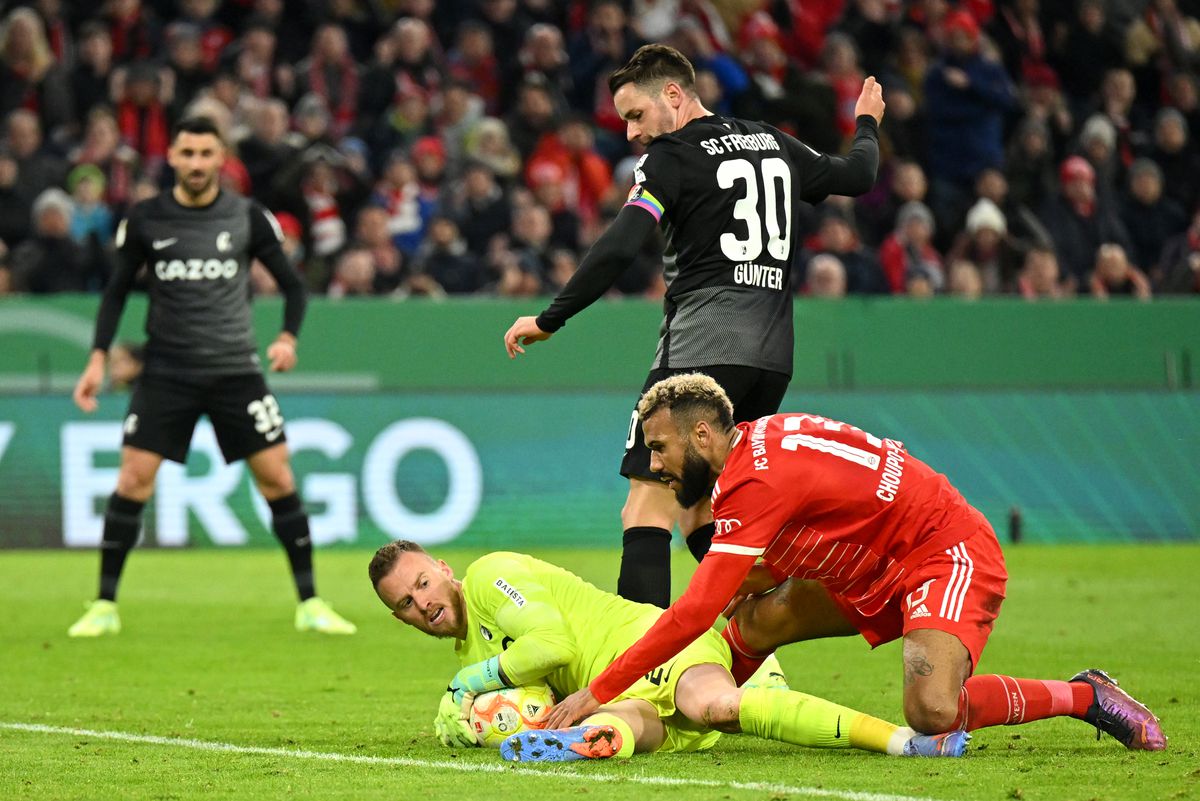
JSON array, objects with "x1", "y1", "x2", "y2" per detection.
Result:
[{"x1": 624, "y1": 185, "x2": 664, "y2": 222}]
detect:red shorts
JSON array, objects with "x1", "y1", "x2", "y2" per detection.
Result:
[{"x1": 829, "y1": 525, "x2": 1008, "y2": 670}]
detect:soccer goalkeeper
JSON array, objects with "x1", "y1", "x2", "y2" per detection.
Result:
[{"x1": 369, "y1": 540, "x2": 966, "y2": 762}]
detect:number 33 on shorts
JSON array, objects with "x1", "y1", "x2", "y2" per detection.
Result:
[{"x1": 247, "y1": 394, "x2": 285, "y2": 442}]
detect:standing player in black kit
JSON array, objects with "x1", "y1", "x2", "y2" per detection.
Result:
[
  {"x1": 68, "y1": 117, "x2": 356, "y2": 637},
  {"x1": 504, "y1": 45, "x2": 885, "y2": 626}
]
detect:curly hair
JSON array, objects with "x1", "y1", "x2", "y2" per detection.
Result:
[{"x1": 637, "y1": 373, "x2": 734, "y2": 433}]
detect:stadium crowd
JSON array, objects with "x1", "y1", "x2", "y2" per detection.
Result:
[{"x1": 1, "y1": 0, "x2": 1199, "y2": 300}]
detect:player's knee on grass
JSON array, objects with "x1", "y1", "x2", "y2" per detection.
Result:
[
  {"x1": 902, "y1": 630, "x2": 971, "y2": 733},
  {"x1": 699, "y1": 687, "x2": 743, "y2": 733}
]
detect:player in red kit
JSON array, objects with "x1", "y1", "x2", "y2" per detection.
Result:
[{"x1": 545, "y1": 374, "x2": 1166, "y2": 752}]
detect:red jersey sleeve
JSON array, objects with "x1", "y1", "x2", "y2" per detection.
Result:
[{"x1": 588, "y1": 549, "x2": 755, "y2": 704}]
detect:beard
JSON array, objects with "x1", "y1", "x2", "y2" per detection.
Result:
[
  {"x1": 180, "y1": 170, "x2": 216, "y2": 198},
  {"x1": 673, "y1": 442, "x2": 714, "y2": 509}
]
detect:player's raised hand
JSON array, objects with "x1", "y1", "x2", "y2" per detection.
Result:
[
  {"x1": 855, "y1": 76, "x2": 886, "y2": 124},
  {"x1": 543, "y1": 686, "x2": 600, "y2": 729},
  {"x1": 73, "y1": 350, "x2": 107, "y2": 413},
  {"x1": 267, "y1": 332, "x2": 297, "y2": 372},
  {"x1": 503, "y1": 315, "x2": 552, "y2": 359}
]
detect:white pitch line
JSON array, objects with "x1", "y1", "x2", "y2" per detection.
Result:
[{"x1": 1, "y1": 722, "x2": 955, "y2": 801}]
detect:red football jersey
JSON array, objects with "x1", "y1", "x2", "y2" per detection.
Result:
[{"x1": 590, "y1": 413, "x2": 988, "y2": 704}]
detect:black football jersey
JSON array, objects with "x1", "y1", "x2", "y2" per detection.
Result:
[
  {"x1": 628, "y1": 116, "x2": 848, "y2": 374},
  {"x1": 99, "y1": 190, "x2": 302, "y2": 376}
]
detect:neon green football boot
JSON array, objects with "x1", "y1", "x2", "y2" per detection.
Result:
[
  {"x1": 67, "y1": 600, "x2": 121, "y2": 637},
  {"x1": 295, "y1": 597, "x2": 357, "y2": 634},
  {"x1": 744, "y1": 652, "x2": 790, "y2": 690}
]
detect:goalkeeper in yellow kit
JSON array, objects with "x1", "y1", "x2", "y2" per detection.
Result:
[{"x1": 369, "y1": 540, "x2": 967, "y2": 762}]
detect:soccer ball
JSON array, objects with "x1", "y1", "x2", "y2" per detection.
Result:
[{"x1": 468, "y1": 684, "x2": 556, "y2": 747}]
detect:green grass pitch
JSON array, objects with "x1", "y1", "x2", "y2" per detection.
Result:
[{"x1": 1, "y1": 544, "x2": 1197, "y2": 801}]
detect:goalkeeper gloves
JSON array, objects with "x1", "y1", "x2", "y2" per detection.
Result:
[
  {"x1": 448, "y1": 655, "x2": 510, "y2": 705},
  {"x1": 433, "y1": 691, "x2": 477, "y2": 748}
]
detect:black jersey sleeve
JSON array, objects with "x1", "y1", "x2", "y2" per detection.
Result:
[
  {"x1": 534, "y1": 205, "x2": 660, "y2": 333},
  {"x1": 249, "y1": 203, "x2": 307, "y2": 337},
  {"x1": 92, "y1": 208, "x2": 148, "y2": 352},
  {"x1": 785, "y1": 115, "x2": 880, "y2": 204}
]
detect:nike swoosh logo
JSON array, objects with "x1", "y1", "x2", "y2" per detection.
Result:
[
  {"x1": 152, "y1": 238, "x2": 178, "y2": 249},
  {"x1": 835, "y1": 715, "x2": 841, "y2": 738}
]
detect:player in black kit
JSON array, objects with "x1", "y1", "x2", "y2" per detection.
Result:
[
  {"x1": 504, "y1": 46, "x2": 885, "y2": 621},
  {"x1": 68, "y1": 117, "x2": 355, "y2": 637}
]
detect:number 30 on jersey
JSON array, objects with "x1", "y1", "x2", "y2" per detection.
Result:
[{"x1": 717, "y1": 157, "x2": 793, "y2": 262}]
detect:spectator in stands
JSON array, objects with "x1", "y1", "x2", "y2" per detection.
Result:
[
  {"x1": 71, "y1": 22, "x2": 116, "y2": 132},
  {"x1": 1021, "y1": 63, "x2": 1073, "y2": 159},
  {"x1": 947, "y1": 258, "x2": 984, "y2": 300},
  {"x1": 435, "y1": 81, "x2": 484, "y2": 179},
  {"x1": 240, "y1": 99, "x2": 296, "y2": 207},
  {"x1": 9, "y1": 188, "x2": 105, "y2": 293},
  {"x1": 413, "y1": 215, "x2": 482, "y2": 295},
  {"x1": 6, "y1": 109, "x2": 66, "y2": 211},
  {"x1": 734, "y1": 14, "x2": 840, "y2": 154},
  {"x1": 822, "y1": 32, "x2": 867, "y2": 143},
  {"x1": 1053, "y1": 0, "x2": 1125, "y2": 123},
  {"x1": 104, "y1": 0, "x2": 159, "y2": 65},
  {"x1": 163, "y1": 23, "x2": 213, "y2": 123},
  {"x1": 506, "y1": 75, "x2": 560, "y2": 161},
  {"x1": 371, "y1": 152, "x2": 432, "y2": 257},
  {"x1": 923, "y1": 10, "x2": 1017, "y2": 232},
  {"x1": 527, "y1": 159, "x2": 581, "y2": 253},
  {"x1": 1038, "y1": 155, "x2": 1131, "y2": 290},
  {"x1": 0, "y1": 149, "x2": 29, "y2": 247},
  {"x1": 1016, "y1": 245, "x2": 1069, "y2": 300},
  {"x1": 509, "y1": 203, "x2": 555, "y2": 280},
  {"x1": 1089, "y1": 243, "x2": 1151, "y2": 300},
  {"x1": 0, "y1": 7, "x2": 74, "y2": 140},
  {"x1": 568, "y1": 0, "x2": 640, "y2": 133},
  {"x1": 668, "y1": 17, "x2": 748, "y2": 118},
  {"x1": 1166, "y1": 71, "x2": 1200, "y2": 137},
  {"x1": 449, "y1": 160, "x2": 511, "y2": 258},
  {"x1": 525, "y1": 114, "x2": 612, "y2": 228},
  {"x1": 1121, "y1": 158, "x2": 1187, "y2": 276},
  {"x1": 353, "y1": 204, "x2": 408, "y2": 294},
  {"x1": 66, "y1": 163, "x2": 114, "y2": 247},
  {"x1": 804, "y1": 253, "x2": 849, "y2": 299},
  {"x1": 447, "y1": 21, "x2": 502, "y2": 116},
  {"x1": 114, "y1": 61, "x2": 170, "y2": 180},
  {"x1": 520, "y1": 23, "x2": 574, "y2": 110},
  {"x1": 545, "y1": 246, "x2": 578, "y2": 293},
  {"x1": 880, "y1": 200, "x2": 944, "y2": 294},
  {"x1": 973, "y1": 167, "x2": 1052, "y2": 253},
  {"x1": 71, "y1": 106, "x2": 139, "y2": 209},
  {"x1": 295, "y1": 24, "x2": 360, "y2": 139},
  {"x1": 990, "y1": 0, "x2": 1051, "y2": 85},
  {"x1": 462, "y1": 116, "x2": 521, "y2": 184},
  {"x1": 1125, "y1": 0, "x2": 1200, "y2": 109},
  {"x1": 1147, "y1": 108, "x2": 1200, "y2": 214},
  {"x1": 800, "y1": 209, "x2": 888, "y2": 295},
  {"x1": 229, "y1": 19, "x2": 292, "y2": 102},
  {"x1": 1005, "y1": 116, "x2": 1057, "y2": 212},
  {"x1": 856, "y1": 158, "x2": 928, "y2": 248},
  {"x1": 1076, "y1": 114, "x2": 1122, "y2": 205},
  {"x1": 947, "y1": 198, "x2": 1022, "y2": 294},
  {"x1": 411, "y1": 135, "x2": 448, "y2": 204},
  {"x1": 328, "y1": 246, "x2": 377, "y2": 298},
  {"x1": 1156, "y1": 207, "x2": 1200, "y2": 294}
]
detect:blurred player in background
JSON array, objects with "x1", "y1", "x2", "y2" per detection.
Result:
[
  {"x1": 369, "y1": 540, "x2": 967, "y2": 762},
  {"x1": 68, "y1": 117, "x2": 355, "y2": 637},
  {"x1": 503, "y1": 45, "x2": 884, "y2": 650},
  {"x1": 546, "y1": 374, "x2": 1166, "y2": 753}
]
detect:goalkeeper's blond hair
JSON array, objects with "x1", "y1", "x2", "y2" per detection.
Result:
[{"x1": 637, "y1": 373, "x2": 735, "y2": 434}]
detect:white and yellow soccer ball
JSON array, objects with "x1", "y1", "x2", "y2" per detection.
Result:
[{"x1": 468, "y1": 684, "x2": 556, "y2": 747}]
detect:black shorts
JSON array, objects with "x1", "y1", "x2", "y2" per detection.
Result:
[
  {"x1": 122, "y1": 372, "x2": 288, "y2": 464},
  {"x1": 619, "y1": 365, "x2": 790, "y2": 480}
]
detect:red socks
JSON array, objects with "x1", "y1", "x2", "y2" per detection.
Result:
[
  {"x1": 722, "y1": 618, "x2": 769, "y2": 686},
  {"x1": 953, "y1": 674, "x2": 1094, "y2": 730}
]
